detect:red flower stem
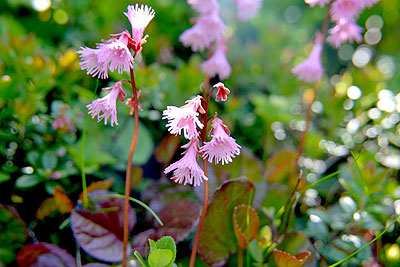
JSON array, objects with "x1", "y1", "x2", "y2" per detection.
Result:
[
  {"x1": 189, "y1": 75, "x2": 211, "y2": 267},
  {"x1": 122, "y1": 68, "x2": 140, "y2": 267},
  {"x1": 238, "y1": 246, "x2": 244, "y2": 267}
]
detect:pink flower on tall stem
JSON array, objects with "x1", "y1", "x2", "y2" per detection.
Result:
[
  {"x1": 292, "y1": 33, "x2": 324, "y2": 83},
  {"x1": 180, "y1": 11, "x2": 225, "y2": 52},
  {"x1": 235, "y1": 0, "x2": 262, "y2": 21},
  {"x1": 201, "y1": 39, "x2": 232, "y2": 80},
  {"x1": 327, "y1": 19, "x2": 363, "y2": 48},
  {"x1": 162, "y1": 96, "x2": 205, "y2": 140},
  {"x1": 77, "y1": 31, "x2": 133, "y2": 79},
  {"x1": 86, "y1": 81, "x2": 126, "y2": 126},
  {"x1": 330, "y1": 0, "x2": 365, "y2": 22},
  {"x1": 165, "y1": 138, "x2": 207, "y2": 186},
  {"x1": 124, "y1": 4, "x2": 155, "y2": 52},
  {"x1": 304, "y1": 0, "x2": 330, "y2": 7},
  {"x1": 200, "y1": 118, "x2": 241, "y2": 165}
]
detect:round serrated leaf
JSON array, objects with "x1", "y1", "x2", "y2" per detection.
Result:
[
  {"x1": 232, "y1": 205, "x2": 259, "y2": 248},
  {"x1": 148, "y1": 249, "x2": 173, "y2": 267}
]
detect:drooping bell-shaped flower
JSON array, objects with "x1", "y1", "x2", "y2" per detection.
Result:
[
  {"x1": 77, "y1": 31, "x2": 133, "y2": 79},
  {"x1": 180, "y1": 10, "x2": 225, "y2": 52},
  {"x1": 200, "y1": 118, "x2": 241, "y2": 165},
  {"x1": 327, "y1": 18, "x2": 363, "y2": 48},
  {"x1": 201, "y1": 39, "x2": 232, "y2": 80},
  {"x1": 213, "y1": 82, "x2": 230, "y2": 102},
  {"x1": 124, "y1": 4, "x2": 155, "y2": 52},
  {"x1": 330, "y1": 0, "x2": 366, "y2": 22},
  {"x1": 86, "y1": 81, "x2": 126, "y2": 126},
  {"x1": 304, "y1": 0, "x2": 330, "y2": 7},
  {"x1": 235, "y1": 0, "x2": 262, "y2": 21},
  {"x1": 187, "y1": 0, "x2": 219, "y2": 14},
  {"x1": 292, "y1": 33, "x2": 324, "y2": 83},
  {"x1": 162, "y1": 96, "x2": 205, "y2": 140},
  {"x1": 164, "y1": 138, "x2": 207, "y2": 186}
]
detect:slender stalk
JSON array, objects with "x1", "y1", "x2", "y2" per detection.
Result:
[
  {"x1": 238, "y1": 246, "x2": 244, "y2": 267},
  {"x1": 189, "y1": 75, "x2": 211, "y2": 267},
  {"x1": 122, "y1": 68, "x2": 140, "y2": 267},
  {"x1": 81, "y1": 80, "x2": 99, "y2": 209}
]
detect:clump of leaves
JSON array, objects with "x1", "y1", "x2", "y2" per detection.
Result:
[{"x1": 134, "y1": 236, "x2": 177, "y2": 267}]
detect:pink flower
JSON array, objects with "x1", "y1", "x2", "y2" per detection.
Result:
[
  {"x1": 180, "y1": 11, "x2": 225, "y2": 52},
  {"x1": 124, "y1": 4, "x2": 155, "y2": 50},
  {"x1": 200, "y1": 118, "x2": 241, "y2": 165},
  {"x1": 187, "y1": 0, "x2": 219, "y2": 14},
  {"x1": 164, "y1": 138, "x2": 207, "y2": 186},
  {"x1": 304, "y1": 0, "x2": 330, "y2": 7},
  {"x1": 77, "y1": 31, "x2": 133, "y2": 79},
  {"x1": 235, "y1": 0, "x2": 262, "y2": 21},
  {"x1": 364, "y1": 0, "x2": 380, "y2": 8},
  {"x1": 201, "y1": 39, "x2": 232, "y2": 80},
  {"x1": 162, "y1": 96, "x2": 205, "y2": 140},
  {"x1": 292, "y1": 33, "x2": 324, "y2": 83},
  {"x1": 86, "y1": 81, "x2": 126, "y2": 126},
  {"x1": 76, "y1": 47, "x2": 108, "y2": 79},
  {"x1": 213, "y1": 82, "x2": 230, "y2": 102},
  {"x1": 330, "y1": 0, "x2": 365, "y2": 21},
  {"x1": 327, "y1": 19, "x2": 363, "y2": 48}
]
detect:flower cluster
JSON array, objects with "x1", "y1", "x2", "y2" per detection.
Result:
[
  {"x1": 292, "y1": 0, "x2": 380, "y2": 83},
  {"x1": 180, "y1": 0, "x2": 262, "y2": 80},
  {"x1": 77, "y1": 4, "x2": 155, "y2": 126},
  {"x1": 163, "y1": 83, "x2": 241, "y2": 186}
]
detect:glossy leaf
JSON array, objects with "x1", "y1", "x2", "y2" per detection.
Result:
[
  {"x1": 155, "y1": 135, "x2": 181, "y2": 165},
  {"x1": 155, "y1": 236, "x2": 176, "y2": 265},
  {"x1": 16, "y1": 242, "x2": 76, "y2": 267},
  {"x1": 233, "y1": 204, "x2": 259, "y2": 248},
  {"x1": 277, "y1": 231, "x2": 316, "y2": 267},
  {"x1": 70, "y1": 190, "x2": 136, "y2": 262},
  {"x1": 36, "y1": 198, "x2": 57, "y2": 219},
  {"x1": 198, "y1": 178, "x2": 255, "y2": 266},
  {"x1": 148, "y1": 249, "x2": 173, "y2": 267},
  {"x1": 15, "y1": 175, "x2": 43, "y2": 189},
  {"x1": 273, "y1": 249, "x2": 311, "y2": 267},
  {"x1": 53, "y1": 186, "x2": 73, "y2": 214},
  {"x1": 266, "y1": 151, "x2": 297, "y2": 184}
]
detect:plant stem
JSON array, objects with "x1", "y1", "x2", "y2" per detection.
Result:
[
  {"x1": 189, "y1": 75, "x2": 211, "y2": 267},
  {"x1": 238, "y1": 246, "x2": 244, "y2": 267},
  {"x1": 122, "y1": 68, "x2": 140, "y2": 267},
  {"x1": 81, "y1": 80, "x2": 99, "y2": 209}
]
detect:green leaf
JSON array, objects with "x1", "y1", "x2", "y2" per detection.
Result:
[
  {"x1": 148, "y1": 249, "x2": 173, "y2": 267},
  {"x1": 0, "y1": 205, "x2": 27, "y2": 264},
  {"x1": 41, "y1": 151, "x2": 57, "y2": 169},
  {"x1": 15, "y1": 175, "x2": 43, "y2": 188},
  {"x1": 149, "y1": 239, "x2": 157, "y2": 251},
  {"x1": 26, "y1": 151, "x2": 40, "y2": 166},
  {"x1": 134, "y1": 251, "x2": 148, "y2": 267},
  {"x1": 0, "y1": 172, "x2": 10, "y2": 184},
  {"x1": 156, "y1": 236, "x2": 176, "y2": 265},
  {"x1": 232, "y1": 205, "x2": 259, "y2": 248},
  {"x1": 198, "y1": 177, "x2": 255, "y2": 266}
]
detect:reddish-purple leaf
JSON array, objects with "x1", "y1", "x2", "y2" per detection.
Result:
[
  {"x1": 70, "y1": 190, "x2": 136, "y2": 262},
  {"x1": 198, "y1": 178, "x2": 255, "y2": 266},
  {"x1": 17, "y1": 242, "x2": 76, "y2": 267},
  {"x1": 133, "y1": 198, "x2": 201, "y2": 256}
]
